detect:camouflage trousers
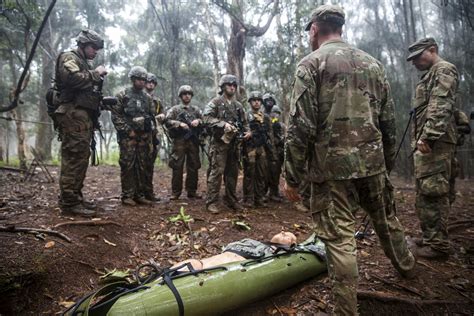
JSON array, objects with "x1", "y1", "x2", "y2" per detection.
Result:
[
  {"x1": 169, "y1": 138, "x2": 201, "y2": 196},
  {"x1": 144, "y1": 130, "x2": 159, "y2": 199},
  {"x1": 268, "y1": 149, "x2": 284, "y2": 197},
  {"x1": 206, "y1": 140, "x2": 239, "y2": 206},
  {"x1": 118, "y1": 131, "x2": 154, "y2": 200},
  {"x1": 56, "y1": 106, "x2": 93, "y2": 208},
  {"x1": 414, "y1": 142, "x2": 456, "y2": 253},
  {"x1": 311, "y1": 173, "x2": 415, "y2": 316},
  {"x1": 242, "y1": 146, "x2": 267, "y2": 203}
]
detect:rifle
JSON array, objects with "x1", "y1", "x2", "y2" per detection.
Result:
[
  {"x1": 176, "y1": 111, "x2": 210, "y2": 160},
  {"x1": 89, "y1": 76, "x2": 118, "y2": 166}
]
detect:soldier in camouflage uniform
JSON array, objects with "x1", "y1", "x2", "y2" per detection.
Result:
[
  {"x1": 284, "y1": 6, "x2": 416, "y2": 315},
  {"x1": 449, "y1": 109, "x2": 471, "y2": 204},
  {"x1": 242, "y1": 91, "x2": 275, "y2": 208},
  {"x1": 203, "y1": 74, "x2": 251, "y2": 214},
  {"x1": 262, "y1": 93, "x2": 283, "y2": 202},
  {"x1": 269, "y1": 105, "x2": 286, "y2": 201},
  {"x1": 54, "y1": 29, "x2": 108, "y2": 216},
  {"x1": 165, "y1": 85, "x2": 203, "y2": 200},
  {"x1": 144, "y1": 73, "x2": 165, "y2": 201},
  {"x1": 406, "y1": 38, "x2": 460, "y2": 259},
  {"x1": 111, "y1": 66, "x2": 155, "y2": 206}
]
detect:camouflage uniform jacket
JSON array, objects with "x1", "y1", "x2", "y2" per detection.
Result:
[
  {"x1": 55, "y1": 48, "x2": 102, "y2": 111},
  {"x1": 149, "y1": 93, "x2": 165, "y2": 115},
  {"x1": 285, "y1": 39, "x2": 396, "y2": 186},
  {"x1": 272, "y1": 119, "x2": 286, "y2": 152},
  {"x1": 203, "y1": 95, "x2": 249, "y2": 141},
  {"x1": 111, "y1": 87, "x2": 154, "y2": 139},
  {"x1": 246, "y1": 109, "x2": 277, "y2": 158},
  {"x1": 165, "y1": 103, "x2": 203, "y2": 139},
  {"x1": 412, "y1": 59, "x2": 458, "y2": 148}
]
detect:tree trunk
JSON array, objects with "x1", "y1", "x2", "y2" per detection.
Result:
[
  {"x1": 204, "y1": 2, "x2": 221, "y2": 93},
  {"x1": 35, "y1": 42, "x2": 54, "y2": 161}
]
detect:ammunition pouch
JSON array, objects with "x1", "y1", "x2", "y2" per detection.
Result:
[{"x1": 101, "y1": 96, "x2": 118, "y2": 107}]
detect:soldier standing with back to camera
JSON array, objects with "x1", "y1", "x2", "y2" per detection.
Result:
[
  {"x1": 406, "y1": 38, "x2": 460, "y2": 259},
  {"x1": 203, "y1": 75, "x2": 251, "y2": 214},
  {"x1": 111, "y1": 66, "x2": 155, "y2": 206},
  {"x1": 242, "y1": 91, "x2": 276, "y2": 208},
  {"x1": 165, "y1": 85, "x2": 203, "y2": 200},
  {"x1": 54, "y1": 29, "x2": 107, "y2": 216},
  {"x1": 284, "y1": 5, "x2": 416, "y2": 315}
]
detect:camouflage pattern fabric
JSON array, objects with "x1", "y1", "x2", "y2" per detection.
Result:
[
  {"x1": 311, "y1": 174, "x2": 415, "y2": 315},
  {"x1": 111, "y1": 87, "x2": 155, "y2": 200},
  {"x1": 56, "y1": 107, "x2": 93, "y2": 208},
  {"x1": 285, "y1": 39, "x2": 414, "y2": 315},
  {"x1": 242, "y1": 109, "x2": 273, "y2": 204},
  {"x1": 54, "y1": 49, "x2": 102, "y2": 208},
  {"x1": 203, "y1": 95, "x2": 249, "y2": 207},
  {"x1": 412, "y1": 59, "x2": 459, "y2": 254},
  {"x1": 165, "y1": 104, "x2": 203, "y2": 196},
  {"x1": 268, "y1": 118, "x2": 286, "y2": 197}
]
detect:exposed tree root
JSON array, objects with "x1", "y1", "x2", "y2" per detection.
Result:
[{"x1": 0, "y1": 225, "x2": 72, "y2": 242}]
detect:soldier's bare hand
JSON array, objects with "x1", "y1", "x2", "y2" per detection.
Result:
[
  {"x1": 191, "y1": 119, "x2": 200, "y2": 127},
  {"x1": 417, "y1": 139, "x2": 432, "y2": 154},
  {"x1": 243, "y1": 131, "x2": 252, "y2": 140},
  {"x1": 224, "y1": 123, "x2": 233, "y2": 132},
  {"x1": 156, "y1": 113, "x2": 165, "y2": 123},
  {"x1": 129, "y1": 130, "x2": 136, "y2": 138},
  {"x1": 284, "y1": 182, "x2": 301, "y2": 202},
  {"x1": 180, "y1": 122, "x2": 190, "y2": 130},
  {"x1": 95, "y1": 65, "x2": 108, "y2": 76}
]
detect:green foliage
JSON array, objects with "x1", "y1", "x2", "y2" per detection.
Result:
[
  {"x1": 231, "y1": 220, "x2": 251, "y2": 231},
  {"x1": 168, "y1": 206, "x2": 193, "y2": 224}
]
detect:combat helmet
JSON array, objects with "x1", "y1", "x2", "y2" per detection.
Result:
[
  {"x1": 262, "y1": 93, "x2": 276, "y2": 103},
  {"x1": 248, "y1": 91, "x2": 263, "y2": 102},
  {"x1": 146, "y1": 73, "x2": 158, "y2": 84},
  {"x1": 219, "y1": 74, "x2": 238, "y2": 87},
  {"x1": 271, "y1": 105, "x2": 282, "y2": 114},
  {"x1": 76, "y1": 29, "x2": 104, "y2": 49},
  {"x1": 128, "y1": 66, "x2": 148, "y2": 80},
  {"x1": 178, "y1": 85, "x2": 194, "y2": 97}
]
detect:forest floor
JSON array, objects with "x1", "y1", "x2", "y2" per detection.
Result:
[{"x1": 0, "y1": 164, "x2": 473, "y2": 315}]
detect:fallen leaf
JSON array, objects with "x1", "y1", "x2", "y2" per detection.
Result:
[
  {"x1": 103, "y1": 238, "x2": 116, "y2": 247},
  {"x1": 44, "y1": 241, "x2": 55, "y2": 249},
  {"x1": 58, "y1": 300, "x2": 75, "y2": 308}
]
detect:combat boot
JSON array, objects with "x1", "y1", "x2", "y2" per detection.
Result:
[
  {"x1": 269, "y1": 195, "x2": 283, "y2": 202},
  {"x1": 254, "y1": 199, "x2": 267, "y2": 208},
  {"x1": 242, "y1": 199, "x2": 253, "y2": 208},
  {"x1": 170, "y1": 194, "x2": 181, "y2": 200},
  {"x1": 135, "y1": 197, "x2": 153, "y2": 205},
  {"x1": 61, "y1": 205, "x2": 96, "y2": 217},
  {"x1": 81, "y1": 200, "x2": 97, "y2": 210},
  {"x1": 207, "y1": 204, "x2": 220, "y2": 214},
  {"x1": 187, "y1": 192, "x2": 202, "y2": 199},
  {"x1": 122, "y1": 198, "x2": 137, "y2": 206},
  {"x1": 224, "y1": 201, "x2": 243, "y2": 211},
  {"x1": 413, "y1": 246, "x2": 449, "y2": 260}
]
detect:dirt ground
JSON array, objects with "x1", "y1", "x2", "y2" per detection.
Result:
[{"x1": 0, "y1": 165, "x2": 473, "y2": 315}]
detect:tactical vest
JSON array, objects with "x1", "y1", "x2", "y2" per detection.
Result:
[
  {"x1": 56, "y1": 50, "x2": 101, "y2": 111},
  {"x1": 247, "y1": 111, "x2": 270, "y2": 148},
  {"x1": 122, "y1": 88, "x2": 154, "y2": 132}
]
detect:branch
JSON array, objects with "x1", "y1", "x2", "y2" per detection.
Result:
[
  {"x1": 53, "y1": 220, "x2": 122, "y2": 229},
  {"x1": 0, "y1": 225, "x2": 72, "y2": 242},
  {"x1": 213, "y1": 0, "x2": 280, "y2": 37}
]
